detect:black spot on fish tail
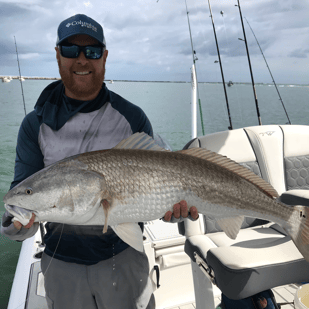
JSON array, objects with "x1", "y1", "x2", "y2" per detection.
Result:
[{"x1": 287, "y1": 206, "x2": 309, "y2": 262}]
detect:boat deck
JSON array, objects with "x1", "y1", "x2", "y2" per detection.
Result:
[
  {"x1": 8, "y1": 221, "x2": 304, "y2": 309},
  {"x1": 168, "y1": 283, "x2": 299, "y2": 309}
]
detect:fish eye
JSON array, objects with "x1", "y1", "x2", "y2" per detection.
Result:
[{"x1": 25, "y1": 188, "x2": 33, "y2": 195}]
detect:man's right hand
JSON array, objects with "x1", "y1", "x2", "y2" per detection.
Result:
[
  {"x1": 1, "y1": 211, "x2": 39, "y2": 241},
  {"x1": 14, "y1": 213, "x2": 36, "y2": 230}
]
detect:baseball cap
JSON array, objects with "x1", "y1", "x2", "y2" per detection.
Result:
[{"x1": 56, "y1": 14, "x2": 106, "y2": 47}]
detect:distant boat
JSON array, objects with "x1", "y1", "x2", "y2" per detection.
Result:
[
  {"x1": 227, "y1": 80, "x2": 233, "y2": 87},
  {"x1": 109, "y1": 80, "x2": 114, "y2": 84},
  {"x1": 2, "y1": 77, "x2": 10, "y2": 83}
]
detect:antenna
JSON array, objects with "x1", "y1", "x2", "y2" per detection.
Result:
[{"x1": 14, "y1": 36, "x2": 27, "y2": 116}]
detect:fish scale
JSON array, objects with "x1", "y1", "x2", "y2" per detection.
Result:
[{"x1": 78, "y1": 148, "x2": 288, "y2": 225}]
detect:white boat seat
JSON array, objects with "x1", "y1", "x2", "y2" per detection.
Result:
[{"x1": 180, "y1": 125, "x2": 309, "y2": 301}]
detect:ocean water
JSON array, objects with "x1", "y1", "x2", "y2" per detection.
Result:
[{"x1": 0, "y1": 79, "x2": 308, "y2": 308}]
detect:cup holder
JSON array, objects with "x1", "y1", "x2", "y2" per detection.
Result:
[{"x1": 34, "y1": 251, "x2": 43, "y2": 259}]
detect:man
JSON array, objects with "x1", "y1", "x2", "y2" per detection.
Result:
[{"x1": 1, "y1": 14, "x2": 198, "y2": 309}]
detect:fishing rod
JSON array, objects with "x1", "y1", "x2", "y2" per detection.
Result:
[
  {"x1": 235, "y1": 0, "x2": 262, "y2": 125},
  {"x1": 14, "y1": 36, "x2": 27, "y2": 116},
  {"x1": 244, "y1": 17, "x2": 291, "y2": 124},
  {"x1": 15, "y1": 38, "x2": 46, "y2": 248},
  {"x1": 207, "y1": 0, "x2": 233, "y2": 130},
  {"x1": 184, "y1": 0, "x2": 196, "y2": 65},
  {"x1": 184, "y1": 0, "x2": 205, "y2": 136},
  {"x1": 15, "y1": 38, "x2": 45, "y2": 248}
]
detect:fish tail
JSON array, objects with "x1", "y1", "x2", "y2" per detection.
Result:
[{"x1": 285, "y1": 205, "x2": 309, "y2": 262}]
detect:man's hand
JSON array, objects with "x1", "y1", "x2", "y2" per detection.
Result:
[
  {"x1": 258, "y1": 297, "x2": 268, "y2": 309},
  {"x1": 164, "y1": 200, "x2": 198, "y2": 222},
  {"x1": 13, "y1": 213, "x2": 36, "y2": 230}
]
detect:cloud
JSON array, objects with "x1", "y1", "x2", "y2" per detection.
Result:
[
  {"x1": 0, "y1": 2, "x2": 26, "y2": 17},
  {"x1": 0, "y1": 0, "x2": 308, "y2": 83},
  {"x1": 19, "y1": 53, "x2": 40, "y2": 59},
  {"x1": 289, "y1": 49, "x2": 309, "y2": 59}
]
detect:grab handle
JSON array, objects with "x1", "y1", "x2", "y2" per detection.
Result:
[{"x1": 154, "y1": 265, "x2": 160, "y2": 288}]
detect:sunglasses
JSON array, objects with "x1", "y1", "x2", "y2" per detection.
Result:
[{"x1": 58, "y1": 44, "x2": 105, "y2": 59}]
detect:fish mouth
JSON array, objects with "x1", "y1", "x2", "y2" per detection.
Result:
[{"x1": 5, "y1": 204, "x2": 36, "y2": 226}]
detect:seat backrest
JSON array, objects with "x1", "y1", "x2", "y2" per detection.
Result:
[
  {"x1": 281, "y1": 125, "x2": 309, "y2": 191},
  {"x1": 243, "y1": 125, "x2": 286, "y2": 195},
  {"x1": 179, "y1": 127, "x2": 267, "y2": 236},
  {"x1": 243, "y1": 125, "x2": 309, "y2": 193},
  {"x1": 192, "y1": 128, "x2": 261, "y2": 176}
]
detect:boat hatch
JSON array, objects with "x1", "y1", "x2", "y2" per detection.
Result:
[{"x1": 25, "y1": 261, "x2": 48, "y2": 309}]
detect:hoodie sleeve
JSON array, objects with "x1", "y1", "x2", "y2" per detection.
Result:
[
  {"x1": 10, "y1": 111, "x2": 44, "y2": 189},
  {"x1": 1, "y1": 111, "x2": 43, "y2": 241}
]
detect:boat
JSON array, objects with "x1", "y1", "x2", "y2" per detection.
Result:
[
  {"x1": 227, "y1": 81, "x2": 233, "y2": 87},
  {"x1": 2, "y1": 77, "x2": 11, "y2": 83},
  {"x1": 5, "y1": 3, "x2": 309, "y2": 309}
]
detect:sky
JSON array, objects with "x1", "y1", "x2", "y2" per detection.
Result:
[{"x1": 0, "y1": 0, "x2": 308, "y2": 84}]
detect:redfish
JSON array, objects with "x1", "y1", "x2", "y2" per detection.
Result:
[{"x1": 4, "y1": 133, "x2": 309, "y2": 259}]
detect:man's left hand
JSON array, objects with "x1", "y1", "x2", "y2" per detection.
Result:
[{"x1": 163, "y1": 200, "x2": 199, "y2": 222}]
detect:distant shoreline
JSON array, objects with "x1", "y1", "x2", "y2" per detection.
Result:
[
  {"x1": 0, "y1": 76, "x2": 60, "y2": 80},
  {"x1": 0, "y1": 76, "x2": 308, "y2": 86}
]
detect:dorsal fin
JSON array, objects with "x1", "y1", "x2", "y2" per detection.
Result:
[
  {"x1": 178, "y1": 148, "x2": 279, "y2": 199},
  {"x1": 114, "y1": 132, "x2": 170, "y2": 152}
]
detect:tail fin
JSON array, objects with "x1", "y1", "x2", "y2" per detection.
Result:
[{"x1": 285, "y1": 206, "x2": 309, "y2": 262}]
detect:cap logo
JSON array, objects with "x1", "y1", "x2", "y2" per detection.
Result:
[{"x1": 66, "y1": 20, "x2": 97, "y2": 32}]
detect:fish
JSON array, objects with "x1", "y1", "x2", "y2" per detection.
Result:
[{"x1": 3, "y1": 132, "x2": 309, "y2": 261}]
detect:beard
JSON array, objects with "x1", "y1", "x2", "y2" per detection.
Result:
[{"x1": 58, "y1": 59, "x2": 106, "y2": 100}]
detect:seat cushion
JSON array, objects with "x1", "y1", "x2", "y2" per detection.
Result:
[{"x1": 185, "y1": 225, "x2": 309, "y2": 299}]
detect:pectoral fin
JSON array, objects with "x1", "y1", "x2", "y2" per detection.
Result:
[
  {"x1": 112, "y1": 223, "x2": 144, "y2": 252},
  {"x1": 101, "y1": 199, "x2": 112, "y2": 233},
  {"x1": 216, "y1": 215, "x2": 244, "y2": 239}
]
